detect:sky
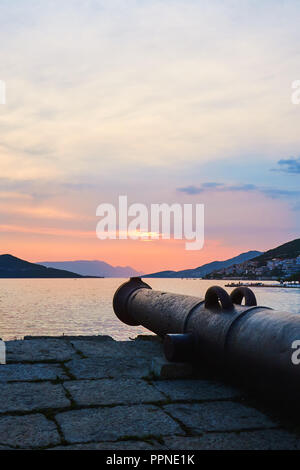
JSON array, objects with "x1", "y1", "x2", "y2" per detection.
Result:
[{"x1": 0, "y1": 0, "x2": 299, "y2": 273}]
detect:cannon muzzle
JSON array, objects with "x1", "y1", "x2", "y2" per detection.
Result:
[{"x1": 113, "y1": 278, "x2": 300, "y2": 407}]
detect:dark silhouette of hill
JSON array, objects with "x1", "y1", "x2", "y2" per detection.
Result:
[
  {"x1": 0, "y1": 254, "x2": 85, "y2": 278},
  {"x1": 144, "y1": 251, "x2": 261, "y2": 278},
  {"x1": 249, "y1": 239, "x2": 300, "y2": 266}
]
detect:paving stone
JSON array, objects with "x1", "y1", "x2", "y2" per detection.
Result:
[
  {"x1": 0, "y1": 382, "x2": 70, "y2": 413},
  {"x1": 134, "y1": 335, "x2": 162, "y2": 343},
  {"x1": 118, "y1": 339, "x2": 163, "y2": 357},
  {"x1": 50, "y1": 441, "x2": 166, "y2": 450},
  {"x1": 164, "y1": 401, "x2": 277, "y2": 433},
  {"x1": 56, "y1": 405, "x2": 182, "y2": 443},
  {"x1": 70, "y1": 340, "x2": 123, "y2": 359},
  {"x1": 151, "y1": 358, "x2": 197, "y2": 379},
  {"x1": 6, "y1": 338, "x2": 76, "y2": 363},
  {"x1": 0, "y1": 414, "x2": 60, "y2": 449},
  {"x1": 0, "y1": 363, "x2": 68, "y2": 383},
  {"x1": 71, "y1": 338, "x2": 162, "y2": 360},
  {"x1": 153, "y1": 379, "x2": 241, "y2": 401},
  {"x1": 65, "y1": 379, "x2": 165, "y2": 406},
  {"x1": 24, "y1": 335, "x2": 114, "y2": 342},
  {"x1": 66, "y1": 357, "x2": 151, "y2": 379},
  {"x1": 165, "y1": 429, "x2": 300, "y2": 450},
  {"x1": 1, "y1": 335, "x2": 295, "y2": 451}
]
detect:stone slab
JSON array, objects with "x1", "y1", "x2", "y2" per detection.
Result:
[
  {"x1": 0, "y1": 363, "x2": 68, "y2": 383},
  {"x1": 151, "y1": 358, "x2": 197, "y2": 379},
  {"x1": 66, "y1": 357, "x2": 151, "y2": 379},
  {"x1": 0, "y1": 335, "x2": 298, "y2": 451},
  {"x1": 164, "y1": 401, "x2": 277, "y2": 433},
  {"x1": 0, "y1": 382, "x2": 70, "y2": 413},
  {"x1": 64, "y1": 379, "x2": 165, "y2": 406},
  {"x1": 0, "y1": 414, "x2": 60, "y2": 449},
  {"x1": 70, "y1": 338, "x2": 162, "y2": 360},
  {"x1": 153, "y1": 379, "x2": 241, "y2": 401},
  {"x1": 112, "y1": 338, "x2": 163, "y2": 357},
  {"x1": 50, "y1": 441, "x2": 166, "y2": 450},
  {"x1": 6, "y1": 338, "x2": 76, "y2": 363},
  {"x1": 24, "y1": 335, "x2": 114, "y2": 342},
  {"x1": 56, "y1": 405, "x2": 182, "y2": 443},
  {"x1": 165, "y1": 429, "x2": 300, "y2": 450}
]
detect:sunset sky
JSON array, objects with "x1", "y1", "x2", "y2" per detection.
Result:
[{"x1": 0, "y1": 0, "x2": 299, "y2": 273}]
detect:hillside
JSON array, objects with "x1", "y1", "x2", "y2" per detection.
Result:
[
  {"x1": 39, "y1": 260, "x2": 143, "y2": 278},
  {"x1": 0, "y1": 255, "x2": 84, "y2": 278},
  {"x1": 144, "y1": 251, "x2": 261, "y2": 278},
  {"x1": 250, "y1": 239, "x2": 300, "y2": 266},
  {"x1": 205, "y1": 238, "x2": 300, "y2": 279}
]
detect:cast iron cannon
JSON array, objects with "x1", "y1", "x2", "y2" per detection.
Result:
[{"x1": 113, "y1": 277, "x2": 300, "y2": 407}]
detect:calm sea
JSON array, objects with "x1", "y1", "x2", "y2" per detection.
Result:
[{"x1": 0, "y1": 278, "x2": 299, "y2": 341}]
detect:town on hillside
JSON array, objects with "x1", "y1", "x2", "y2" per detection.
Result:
[
  {"x1": 206, "y1": 255, "x2": 300, "y2": 281},
  {"x1": 205, "y1": 239, "x2": 300, "y2": 281}
]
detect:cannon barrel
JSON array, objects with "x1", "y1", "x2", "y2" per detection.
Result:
[{"x1": 113, "y1": 277, "x2": 300, "y2": 406}]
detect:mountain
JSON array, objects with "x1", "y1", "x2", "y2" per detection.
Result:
[
  {"x1": 144, "y1": 251, "x2": 262, "y2": 278},
  {"x1": 249, "y1": 238, "x2": 300, "y2": 266},
  {"x1": 39, "y1": 260, "x2": 143, "y2": 278},
  {"x1": 0, "y1": 254, "x2": 84, "y2": 278},
  {"x1": 205, "y1": 238, "x2": 300, "y2": 279}
]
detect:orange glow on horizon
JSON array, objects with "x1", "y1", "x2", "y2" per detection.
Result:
[{"x1": 0, "y1": 226, "x2": 247, "y2": 273}]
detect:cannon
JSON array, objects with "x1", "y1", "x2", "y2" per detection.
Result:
[{"x1": 113, "y1": 277, "x2": 300, "y2": 408}]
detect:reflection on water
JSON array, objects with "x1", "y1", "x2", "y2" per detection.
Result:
[{"x1": 0, "y1": 278, "x2": 299, "y2": 341}]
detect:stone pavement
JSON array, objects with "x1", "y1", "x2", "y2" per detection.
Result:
[{"x1": 0, "y1": 335, "x2": 299, "y2": 450}]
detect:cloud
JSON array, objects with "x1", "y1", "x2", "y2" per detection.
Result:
[
  {"x1": 177, "y1": 185, "x2": 203, "y2": 195},
  {"x1": 178, "y1": 182, "x2": 257, "y2": 194},
  {"x1": 227, "y1": 184, "x2": 257, "y2": 192},
  {"x1": 262, "y1": 188, "x2": 300, "y2": 199},
  {"x1": 0, "y1": 224, "x2": 94, "y2": 238},
  {"x1": 202, "y1": 182, "x2": 223, "y2": 188},
  {"x1": 177, "y1": 182, "x2": 300, "y2": 200},
  {"x1": 1, "y1": 0, "x2": 300, "y2": 185},
  {"x1": 0, "y1": 1, "x2": 300, "y2": 266},
  {"x1": 274, "y1": 157, "x2": 300, "y2": 174}
]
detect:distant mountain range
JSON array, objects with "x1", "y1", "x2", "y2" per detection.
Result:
[
  {"x1": 144, "y1": 251, "x2": 262, "y2": 278},
  {"x1": 0, "y1": 255, "x2": 84, "y2": 278},
  {"x1": 39, "y1": 260, "x2": 143, "y2": 278}
]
